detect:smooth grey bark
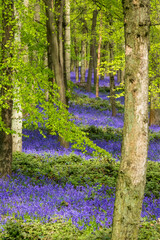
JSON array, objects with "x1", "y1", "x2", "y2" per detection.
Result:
[
  {"x1": 64, "y1": 0, "x2": 71, "y2": 83},
  {"x1": 44, "y1": 0, "x2": 69, "y2": 148},
  {"x1": 93, "y1": 41, "x2": 97, "y2": 87},
  {"x1": 109, "y1": 42, "x2": 116, "y2": 117},
  {"x1": 45, "y1": 0, "x2": 66, "y2": 105},
  {"x1": 46, "y1": 4, "x2": 54, "y2": 85},
  {"x1": 0, "y1": 0, "x2": 14, "y2": 177},
  {"x1": 111, "y1": 1, "x2": 150, "y2": 240},
  {"x1": 81, "y1": 39, "x2": 86, "y2": 82},
  {"x1": 117, "y1": 69, "x2": 121, "y2": 83},
  {"x1": 87, "y1": 9, "x2": 98, "y2": 92},
  {"x1": 96, "y1": 12, "x2": 102, "y2": 98},
  {"x1": 12, "y1": 1, "x2": 25, "y2": 153},
  {"x1": 121, "y1": 68, "x2": 125, "y2": 84},
  {"x1": 74, "y1": 38, "x2": 79, "y2": 82},
  {"x1": 57, "y1": 0, "x2": 64, "y2": 72},
  {"x1": 149, "y1": 108, "x2": 160, "y2": 125}
]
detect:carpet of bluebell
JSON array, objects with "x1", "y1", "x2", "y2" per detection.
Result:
[{"x1": 0, "y1": 72, "x2": 160, "y2": 238}]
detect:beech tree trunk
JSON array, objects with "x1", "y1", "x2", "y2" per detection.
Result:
[
  {"x1": 121, "y1": 68, "x2": 125, "y2": 84},
  {"x1": 111, "y1": 1, "x2": 150, "y2": 240},
  {"x1": 46, "y1": 9, "x2": 54, "y2": 85},
  {"x1": 93, "y1": 43, "x2": 97, "y2": 87},
  {"x1": 45, "y1": 0, "x2": 66, "y2": 105},
  {"x1": 149, "y1": 108, "x2": 160, "y2": 125},
  {"x1": 74, "y1": 38, "x2": 79, "y2": 82},
  {"x1": 75, "y1": 59, "x2": 79, "y2": 82},
  {"x1": 87, "y1": 9, "x2": 98, "y2": 92},
  {"x1": 149, "y1": 90, "x2": 160, "y2": 126},
  {"x1": 64, "y1": 0, "x2": 70, "y2": 83},
  {"x1": 109, "y1": 42, "x2": 116, "y2": 117},
  {"x1": 96, "y1": 12, "x2": 102, "y2": 98},
  {"x1": 117, "y1": 69, "x2": 121, "y2": 83},
  {"x1": 0, "y1": 0, "x2": 14, "y2": 177},
  {"x1": 81, "y1": 40, "x2": 86, "y2": 82},
  {"x1": 44, "y1": 0, "x2": 69, "y2": 148},
  {"x1": 12, "y1": 1, "x2": 23, "y2": 153}
]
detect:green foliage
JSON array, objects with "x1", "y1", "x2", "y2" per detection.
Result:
[
  {"x1": 82, "y1": 125, "x2": 122, "y2": 141},
  {"x1": 12, "y1": 152, "x2": 160, "y2": 198},
  {"x1": 12, "y1": 152, "x2": 117, "y2": 188},
  {"x1": 0, "y1": 217, "x2": 112, "y2": 240},
  {"x1": 1, "y1": 217, "x2": 159, "y2": 240},
  {"x1": 0, "y1": 0, "x2": 111, "y2": 158},
  {"x1": 138, "y1": 219, "x2": 160, "y2": 240},
  {"x1": 149, "y1": 130, "x2": 160, "y2": 141},
  {"x1": 71, "y1": 92, "x2": 124, "y2": 113},
  {"x1": 145, "y1": 161, "x2": 160, "y2": 198}
]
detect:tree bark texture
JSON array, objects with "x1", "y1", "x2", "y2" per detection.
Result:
[
  {"x1": 74, "y1": 38, "x2": 79, "y2": 82},
  {"x1": 0, "y1": 0, "x2": 14, "y2": 177},
  {"x1": 96, "y1": 12, "x2": 102, "y2": 98},
  {"x1": 45, "y1": 0, "x2": 66, "y2": 105},
  {"x1": 93, "y1": 41, "x2": 97, "y2": 86},
  {"x1": 109, "y1": 42, "x2": 116, "y2": 117},
  {"x1": 46, "y1": 7, "x2": 55, "y2": 85},
  {"x1": 64, "y1": 0, "x2": 71, "y2": 83},
  {"x1": 81, "y1": 40, "x2": 86, "y2": 82},
  {"x1": 149, "y1": 90, "x2": 160, "y2": 126},
  {"x1": 117, "y1": 69, "x2": 121, "y2": 83},
  {"x1": 87, "y1": 9, "x2": 98, "y2": 92},
  {"x1": 149, "y1": 108, "x2": 160, "y2": 125},
  {"x1": 12, "y1": 2, "x2": 23, "y2": 153},
  {"x1": 45, "y1": 0, "x2": 69, "y2": 148},
  {"x1": 111, "y1": 1, "x2": 150, "y2": 240}
]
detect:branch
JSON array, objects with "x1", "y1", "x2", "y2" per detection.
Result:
[{"x1": 35, "y1": 19, "x2": 46, "y2": 27}]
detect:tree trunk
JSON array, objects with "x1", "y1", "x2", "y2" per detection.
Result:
[
  {"x1": 64, "y1": 0, "x2": 71, "y2": 83},
  {"x1": 96, "y1": 12, "x2": 102, "y2": 98},
  {"x1": 109, "y1": 42, "x2": 116, "y2": 117},
  {"x1": 87, "y1": 9, "x2": 98, "y2": 92},
  {"x1": 46, "y1": 9, "x2": 54, "y2": 85},
  {"x1": 93, "y1": 42, "x2": 97, "y2": 87},
  {"x1": 149, "y1": 108, "x2": 160, "y2": 125},
  {"x1": 149, "y1": 90, "x2": 160, "y2": 126},
  {"x1": 45, "y1": 0, "x2": 66, "y2": 105},
  {"x1": 74, "y1": 38, "x2": 79, "y2": 82},
  {"x1": 12, "y1": 99, "x2": 22, "y2": 152},
  {"x1": 75, "y1": 59, "x2": 79, "y2": 82},
  {"x1": 0, "y1": 0, "x2": 14, "y2": 177},
  {"x1": 111, "y1": 1, "x2": 150, "y2": 240},
  {"x1": 121, "y1": 68, "x2": 125, "y2": 84},
  {"x1": 45, "y1": 0, "x2": 69, "y2": 148},
  {"x1": 117, "y1": 69, "x2": 121, "y2": 83},
  {"x1": 81, "y1": 40, "x2": 86, "y2": 82},
  {"x1": 57, "y1": 0, "x2": 64, "y2": 73},
  {"x1": 12, "y1": 1, "x2": 23, "y2": 153}
]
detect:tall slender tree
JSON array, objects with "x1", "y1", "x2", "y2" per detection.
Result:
[
  {"x1": 64, "y1": 0, "x2": 71, "y2": 83},
  {"x1": 111, "y1": 1, "x2": 150, "y2": 239},
  {"x1": 12, "y1": 0, "x2": 25, "y2": 153},
  {"x1": 0, "y1": 0, "x2": 14, "y2": 177},
  {"x1": 44, "y1": 0, "x2": 69, "y2": 148},
  {"x1": 109, "y1": 41, "x2": 116, "y2": 117},
  {"x1": 87, "y1": 9, "x2": 98, "y2": 92},
  {"x1": 96, "y1": 12, "x2": 102, "y2": 98}
]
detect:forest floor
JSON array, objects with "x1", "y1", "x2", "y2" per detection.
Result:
[{"x1": 0, "y1": 72, "x2": 160, "y2": 239}]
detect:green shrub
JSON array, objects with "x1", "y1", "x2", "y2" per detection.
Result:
[
  {"x1": 1, "y1": 218, "x2": 159, "y2": 240},
  {"x1": 82, "y1": 125, "x2": 123, "y2": 141},
  {"x1": 12, "y1": 152, "x2": 160, "y2": 198},
  {"x1": 71, "y1": 93, "x2": 124, "y2": 113},
  {"x1": 138, "y1": 219, "x2": 160, "y2": 240},
  {"x1": 149, "y1": 130, "x2": 160, "y2": 141}
]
